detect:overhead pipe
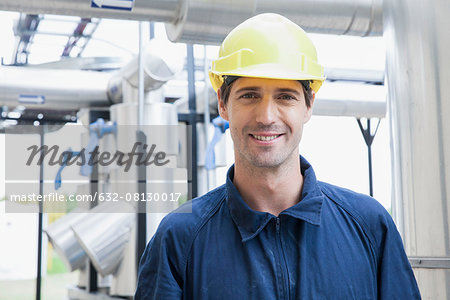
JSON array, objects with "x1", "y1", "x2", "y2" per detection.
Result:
[
  {"x1": 313, "y1": 99, "x2": 385, "y2": 118},
  {"x1": 0, "y1": 0, "x2": 382, "y2": 46},
  {"x1": 166, "y1": 0, "x2": 383, "y2": 44},
  {"x1": 0, "y1": 40, "x2": 183, "y2": 110},
  {"x1": 324, "y1": 68, "x2": 385, "y2": 85},
  {"x1": 0, "y1": 65, "x2": 111, "y2": 110}
]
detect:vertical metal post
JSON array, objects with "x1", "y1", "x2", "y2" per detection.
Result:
[
  {"x1": 35, "y1": 124, "x2": 45, "y2": 300},
  {"x1": 136, "y1": 131, "x2": 147, "y2": 266},
  {"x1": 356, "y1": 118, "x2": 380, "y2": 197},
  {"x1": 138, "y1": 22, "x2": 145, "y2": 128},
  {"x1": 187, "y1": 44, "x2": 198, "y2": 199},
  {"x1": 367, "y1": 121, "x2": 374, "y2": 197},
  {"x1": 88, "y1": 145, "x2": 99, "y2": 293},
  {"x1": 87, "y1": 112, "x2": 103, "y2": 293},
  {"x1": 203, "y1": 46, "x2": 211, "y2": 190},
  {"x1": 136, "y1": 21, "x2": 147, "y2": 267}
]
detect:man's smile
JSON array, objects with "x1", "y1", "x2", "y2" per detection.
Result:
[{"x1": 250, "y1": 133, "x2": 283, "y2": 142}]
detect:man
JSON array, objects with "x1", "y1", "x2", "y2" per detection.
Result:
[{"x1": 135, "y1": 13, "x2": 421, "y2": 299}]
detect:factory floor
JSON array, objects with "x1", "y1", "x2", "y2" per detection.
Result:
[{"x1": 0, "y1": 272, "x2": 78, "y2": 300}]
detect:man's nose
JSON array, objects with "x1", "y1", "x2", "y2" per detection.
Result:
[{"x1": 254, "y1": 97, "x2": 278, "y2": 125}]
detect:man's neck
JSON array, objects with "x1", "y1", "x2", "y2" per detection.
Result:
[{"x1": 233, "y1": 157, "x2": 304, "y2": 216}]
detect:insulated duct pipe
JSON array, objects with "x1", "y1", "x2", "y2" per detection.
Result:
[
  {"x1": 384, "y1": 0, "x2": 450, "y2": 298},
  {"x1": 166, "y1": 0, "x2": 383, "y2": 44},
  {"x1": 313, "y1": 99, "x2": 385, "y2": 118},
  {"x1": 0, "y1": 41, "x2": 183, "y2": 110},
  {"x1": 107, "y1": 40, "x2": 184, "y2": 103},
  {"x1": 0, "y1": 0, "x2": 382, "y2": 45},
  {"x1": 0, "y1": 66, "x2": 111, "y2": 110}
]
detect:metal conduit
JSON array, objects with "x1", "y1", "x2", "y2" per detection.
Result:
[{"x1": 0, "y1": 0, "x2": 383, "y2": 45}]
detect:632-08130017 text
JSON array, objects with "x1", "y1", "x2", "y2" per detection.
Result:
[{"x1": 95, "y1": 192, "x2": 182, "y2": 202}]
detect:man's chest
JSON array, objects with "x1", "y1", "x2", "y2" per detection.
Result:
[{"x1": 185, "y1": 217, "x2": 378, "y2": 300}]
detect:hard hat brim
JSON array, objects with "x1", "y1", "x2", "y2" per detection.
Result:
[{"x1": 209, "y1": 64, "x2": 326, "y2": 93}]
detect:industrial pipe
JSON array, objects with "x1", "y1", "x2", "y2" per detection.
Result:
[
  {"x1": 107, "y1": 39, "x2": 184, "y2": 103},
  {"x1": 71, "y1": 202, "x2": 136, "y2": 277},
  {"x1": 0, "y1": 40, "x2": 183, "y2": 110},
  {"x1": 313, "y1": 99, "x2": 385, "y2": 118},
  {"x1": 44, "y1": 210, "x2": 89, "y2": 272},
  {"x1": 166, "y1": 0, "x2": 383, "y2": 44},
  {"x1": 0, "y1": 0, "x2": 382, "y2": 46},
  {"x1": 0, "y1": 65, "x2": 111, "y2": 110}
]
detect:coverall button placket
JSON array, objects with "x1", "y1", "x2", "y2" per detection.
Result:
[{"x1": 274, "y1": 216, "x2": 291, "y2": 300}]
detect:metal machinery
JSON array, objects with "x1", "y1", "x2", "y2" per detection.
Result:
[{"x1": 0, "y1": 0, "x2": 448, "y2": 298}]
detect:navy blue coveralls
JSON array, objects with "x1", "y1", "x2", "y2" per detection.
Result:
[{"x1": 135, "y1": 156, "x2": 420, "y2": 299}]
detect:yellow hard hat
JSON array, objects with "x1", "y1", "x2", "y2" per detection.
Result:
[{"x1": 209, "y1": 13, "x2": 325, "y2": 93}]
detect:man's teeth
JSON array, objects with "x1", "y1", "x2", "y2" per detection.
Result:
[{"x1": 252, "y1": 134, "x2": 280, "y2": 141}]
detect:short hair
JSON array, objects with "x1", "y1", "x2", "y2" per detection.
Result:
[{"x1": 219, "y1": 78, "x2": 314, "y2": 108}]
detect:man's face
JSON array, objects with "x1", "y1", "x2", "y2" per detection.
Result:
[{"x1": 218, "y1": 77, "x2": 314, "y2": 169}]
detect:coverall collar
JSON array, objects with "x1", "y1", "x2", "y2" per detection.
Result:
[{"x1": 226, "y1": 156, "x2": 324, "y2": 242}]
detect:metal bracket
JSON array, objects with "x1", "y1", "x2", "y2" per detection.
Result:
[
  {"x1": 356, "y1": 118, "x2": 381, "y2": 197},
  {"x1": 409, "y1": 256, "x2": 450, "y2": 269}
]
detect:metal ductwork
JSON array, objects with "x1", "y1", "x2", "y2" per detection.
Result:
[
  {"x1": 384, "y1": 0, "x2": 450, "y2": 298},
  {"x1": 166, "y1": 0, "x2": 383, "y2": 44},
  {"x1": 107, "y1": 39, "x2": 184, "y2": 103},
  {"x1": 313, "y1": 99, "x2": 385, "y2": 118},
  {"x1": 0, "y1": 41, "x2": 183, "y2": 110},
  {"x1": 44, "y1": 210, "x2": 89, "y2": 272},
  {"x1": 71, "y1": 202, "x2": 136, "y2": 277},
  {"x1": 0, "y1": 0, "x2": 383, "y2": 46},
  {"x1": 0, "y1": 66, "x2": 111, "y2": 110}
]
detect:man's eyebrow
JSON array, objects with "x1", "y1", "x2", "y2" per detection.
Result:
[
  {"x1": 234, "y1": 87, "x2": 261, "y2": 94},
  {"x1": 276, "y1": 88, "x2": 302, "y2": 95},
  {"x1": 233, "y1": 86, "x2": 302, "y2": 95}
]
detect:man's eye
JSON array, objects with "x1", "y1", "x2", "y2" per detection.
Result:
[
  {"x1": 240, "y1": 93, "x2": 257, "y2": 99},
  {"x1": 279, "y1": 94, "x2": 296, "y2": 100}
]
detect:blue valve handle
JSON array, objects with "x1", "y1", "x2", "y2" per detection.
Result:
[
  {"x1": 205, "y1": 116, "x2": 229, "y2": 170},
  {"x1": 54, "y1": 148, "x2": 80, "y2": 190},
  {"x1": 80, "y1": 118, "x2": 116, "y2": 176}
]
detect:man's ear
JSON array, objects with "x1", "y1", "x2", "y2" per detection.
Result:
[
  {"x1": 217, "y1": 88, "x2": 229, "y2": 121},
  {"x1": 304, "y1": 91, "x2": 315, "y2": 123}
]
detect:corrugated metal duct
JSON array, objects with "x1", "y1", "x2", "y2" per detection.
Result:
[
  {"x1": 0, "y1": 0, "x2": 383, "y2": 45},
  {"x1": 384, "y1": 0, "x2": 450, "y2": 298}
]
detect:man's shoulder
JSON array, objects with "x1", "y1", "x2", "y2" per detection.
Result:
[
  {"x1": 318, "y1": 181, "x2": 388, "y2": 217},
  {"x1": 156, "y1": 184, "x2": 227, "y2": 240},
  {"x1": 317, "y1": 181, "x2": 395, "y2": 244}
]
